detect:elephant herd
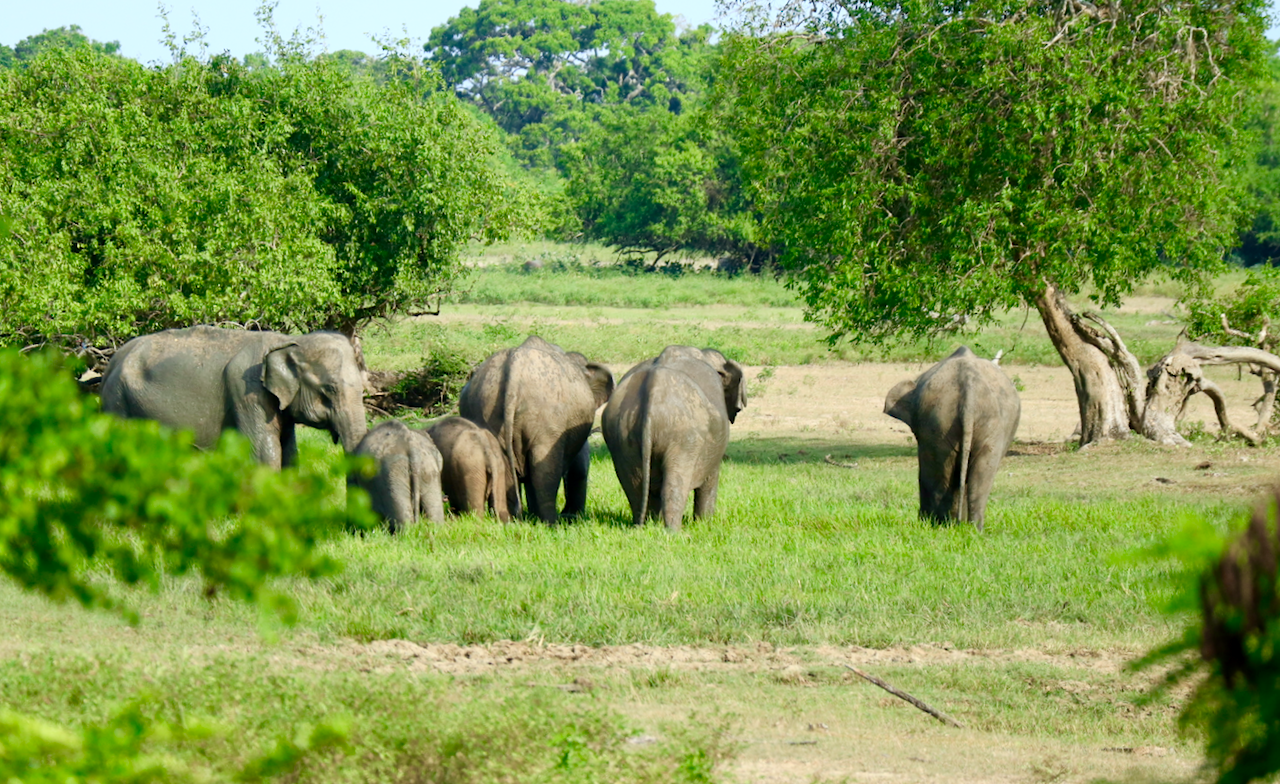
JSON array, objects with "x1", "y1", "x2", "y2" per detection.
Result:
[{"x1": 99, "y1": 327, "x2": 1022, "y2": 532}]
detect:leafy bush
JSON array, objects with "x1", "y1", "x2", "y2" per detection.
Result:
[
  {"x1": 0, "y1": 348, "x2": 372, "y2": 621},
  {"x1": 1185, "y1": 267, "x2": 1280, "y2": 346},
  {"x1": 387, "y1": 346, "x2": 475, "y2": 414},
  {"x1": 0, "y1": 39, "x2": 530, "y2": 350}
]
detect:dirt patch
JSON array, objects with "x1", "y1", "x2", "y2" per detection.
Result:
[
  {"x1": 732, "y1": 361, "x2": 1274, "y2": 445},
  {"x1": 321, "y1": 640, "x2": 1132, "y2": 677}
]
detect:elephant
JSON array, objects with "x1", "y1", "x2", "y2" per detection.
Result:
[
  {"x1": 427, "y1": 416, "x2": 521, "y2": 522},
  {"x1": 348, "y1": 420, "x2": 444, "y2": 533},
  {"x1": 459, "y1": 335, "x2": 614, "y2": 523},
  {"x1": 883, "y1": 346, "x2": 1021, "y2": 530},
  {"x1": 602, "y1": 346, "x2": 747, "y2": 530},
  {"x1": 101, "y1": 325, "x2": 367, "y2": 468}
]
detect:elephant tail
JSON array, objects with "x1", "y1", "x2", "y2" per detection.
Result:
[
  {"x1": 635, "y1": 405, "x2": 654, "y2": 527},
  {"x1": 958, "y1": 399, "x2": 975, "y2": 525}
]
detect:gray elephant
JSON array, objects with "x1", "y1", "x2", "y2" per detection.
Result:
[
  {"x1": 348, "y1": 420, "x2": 445, "y2": 533},
  {"x1": 101, "y1": 326, "x2": 367, "y2": 468},
  {"x1": 459, "y1": 335, "x2": 614, "y2": 523},
  {"x1": 883, "y1": 346, "x2": 1020, "y2": 530},
  {"x1": 602, "y1": 346, "x2": 746, "y2": 530},
  {"x1": 427, "y1": 416, "x2": 521, "y2": 522}
]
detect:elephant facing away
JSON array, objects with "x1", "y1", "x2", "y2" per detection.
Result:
[
  {"x1": 427, "y1": 416, "x2": 521, "y2": 522},
  {"x1": 602, "y1": 346, "x2": 747, "y2": 530},
  {"x1": 459, "y1": 335, "x2": 614, "y2": 523},
  {"x1": 348, "y1": 420, "x2": 445, "y2": 533},
  {"x1": 101, "y1": 326, "x2": 367, "y2": 468},
  {"x1": 883, "y1": 346, "x2": 1020, "y2": 530}
]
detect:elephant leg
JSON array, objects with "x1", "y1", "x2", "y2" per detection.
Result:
[
  {"x1": 372, "y1": 456, "x2": 414, "y2": 534},
  {"x1": 422, "y1": 473, "x2": 445, "y2": 524},
  {"x1": 964, "y1": 447, "x2": 1005, "y2": 532},
  {"x1": 526, "y1": 445, "x2": 563, "y2": 524},
  {"x1": 660, "y1": 473, "x2": 692, "y2": 531},
  {"x1": 561, "y1": 440, "x2": 591, "y2": 518},
  {"x1": 459, "y1": 465, "x2": 488, "y2": 516},
  {"x1": 280, "y1": 421, "x2": 298, "y2": 468},
  {"x1": 693, "y1": 468, "x2": 720, "y2": 520}
]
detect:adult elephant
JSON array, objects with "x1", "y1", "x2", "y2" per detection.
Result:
[
  {"x1": 101, "y1": 325, "x2": 367, "y2": 468},
  {"x1": 883, "y1": 346, "x2": 1020, "y2": 530},
  {"x1": 427, "y1": 416, "x2": 521, "y2": 522},
  {"x1": 349, "y1": 420, "x2": 444, "y2": 533},
  {"x1": 459, "y1": 335, "x2": 614, "y2": 523},
  {"x1": 602, "y1": 346, "x2": 746, "y2": 530}
]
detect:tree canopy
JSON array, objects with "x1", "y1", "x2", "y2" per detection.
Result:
[
  {"x1": 426, "y1": 0, "x2": 714, "y2": 169},
  {"x1": 0, "y1": 42, "x2": 530, "y2": 351},
  {"x1": 721, "y1": 0, "x2": 1271, "y2": 442},
  {"x1": 0, "y1": 24, "x2": 120, "y2": 69}
]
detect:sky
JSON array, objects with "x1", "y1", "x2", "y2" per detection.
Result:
[{"x1": 2, "y1": 0, "x2": 725, "y2": 64}]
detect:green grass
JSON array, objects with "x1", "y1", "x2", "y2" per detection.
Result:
[{"x1": 362, "y1": 261, "x2": 1221, "y2": 370}]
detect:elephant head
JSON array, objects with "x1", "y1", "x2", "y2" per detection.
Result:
[
  {"x1": 566, "y1": 351, "x2": 616, "y2": 410},
  {"x1": 883, "y1": 379, "x2": 918, "y2": 427},
  {"x1": 656, "y1": 346, "x2": 747, "y2": 423},
  {"x1": 262, "y1": 332, "x2": 368, "y2": 452}
]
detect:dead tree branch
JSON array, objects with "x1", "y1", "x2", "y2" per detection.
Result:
[{"x1": 845, "y1": 665, "x2": 964, "y2": 728}]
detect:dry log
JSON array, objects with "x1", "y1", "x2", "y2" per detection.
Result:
[{"x1": 844, "y1": 665, "x2": 964, "y2": 728}]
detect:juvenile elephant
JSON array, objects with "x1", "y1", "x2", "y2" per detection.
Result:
[
  {"x1": 602, "y1": 346, "x2": 746, "y2": 530},
  {"x1": 101, "y1": 326, "x2": 367, "y2": 468},
  {"x1": 348, "y1": 420, "x2": 444, "y2": 533},
  {"x1": 459, "y1": 335, "x2": 614, "y2": 523},
  {"x1": 427, "y1": 416, "x2": 521, "y2": 522},
  {"x1": 883, "y1": 346, "x2": 1020, "y2": 530}
]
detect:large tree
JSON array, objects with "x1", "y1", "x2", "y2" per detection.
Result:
[{"x1": 721, "y1": 0, "x2": 1271, "y2": 444}]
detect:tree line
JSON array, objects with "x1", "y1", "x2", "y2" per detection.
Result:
[{"x1": 3, "y1": 0, "x2": 1280, "y2": 446}]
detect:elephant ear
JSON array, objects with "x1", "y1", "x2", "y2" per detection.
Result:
[
  {"x1": 262, "y1": 344, "x2": 301, "y2": 410},
  {"x1": 884, "y1": 379, "x2": 917, "y2": 427},
  {"x1": 584, "y1": 362, "x2": 615, "y2": 410},
  {"x1": 718, "y1": 360, "x2": 747, "y2": 423}
]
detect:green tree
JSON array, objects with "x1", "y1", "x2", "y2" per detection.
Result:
[
  {"x1": 0, "y1": 41, "x2": 529, "y2": 351},
  {"x1": 1235, "y1": 42, "x2": 1280, "y2": 266},
  {"x1": 721, "y1": 0, "x2": 1270, "y2": 445},
  {"x1": 426, "y1": 0, "x2": 713, "y2": 170},
  {"x1": 0, "y1": 24, "x2": 121, "y2": 69},
  {"x1": 562, "y1": 104, "x2": 771, "y2": 268}
]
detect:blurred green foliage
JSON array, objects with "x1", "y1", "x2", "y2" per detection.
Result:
[
  {"x1": 0, "y1": 697, "x2": 350, "y2": 783},
  {"x1": 0, "y1": 24, "x2": 120, "y2": 70},
  {"x1": 1134, "y1": 496, "x2": 1280, "y2": 783},
  {"x1": 0, "y1": 348, "x2": 373, "y2": 622}
]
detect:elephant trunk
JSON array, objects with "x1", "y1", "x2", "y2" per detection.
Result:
[{"x1": 335, "y1": 397, "x2": 368, "y2": 454}]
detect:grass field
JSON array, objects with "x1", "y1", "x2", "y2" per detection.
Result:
[{"x1": 4, "y1": 255, "x2": 1273, "y2": 782}]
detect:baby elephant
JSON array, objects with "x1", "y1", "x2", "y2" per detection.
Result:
[
  {"x1": 426, "y1": 416, "x2": 521, "y2": 522},
  {"x1": 883, "y1": 346, "x2": 1020, "y2": 530},
  {"x1": 348, "y1": 420, "x2": 445, "y2": 533},
  {"x1": 603, "y1": 346, "x2": 746, "y2": 530}
]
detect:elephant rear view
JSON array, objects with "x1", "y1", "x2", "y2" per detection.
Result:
[
  {"x1": 427, "y1": 416, "x2": 521, "y2": 522},
  {"x1": 348, "y1": 420, "x2": 445, "y2": 533},
  {"x1": 884, "y1": 346, "x2": 1020, "y2": 530},
  {"x1": 459, "y1": 336, "x2": 614, "y2": 523},
  {"x1": 602, "y1": 346, "x2": 746, "y2": 530},
  {"x1": 101, "y1": 326, "x2": 368, "y2": 468}
]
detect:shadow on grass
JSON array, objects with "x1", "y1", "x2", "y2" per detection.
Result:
[{"x1": 725, "y1": 435, "x2": 916, "y2": 465}]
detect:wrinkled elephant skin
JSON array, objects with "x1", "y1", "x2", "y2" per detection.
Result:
[
  {"x1": 348, "y1": 420, "x2": 445, "y2": 533},
  {"x1": 884, "y1": 346, "x2": 1020, "y2": 530},
  {"x1": 603, "y1": 345, "x2": 747, "y2": 530},
  {"x1": 427, "y1": 416, "x2": 521, "y2": 522},
  {"x1": 459, "y1": 335, "x2": 614, "y2": 523},
  {"x1": 101, "y1": 325, "x2": 368, "y2": 468}
]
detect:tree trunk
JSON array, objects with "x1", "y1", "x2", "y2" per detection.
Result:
[{"x1": 1033, "y1": 284, "x2": 1133, "y2": 446}]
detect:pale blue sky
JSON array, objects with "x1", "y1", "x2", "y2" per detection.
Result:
[{"x1": 2, "y1": 0, "x2": 724, "y2": 64}]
